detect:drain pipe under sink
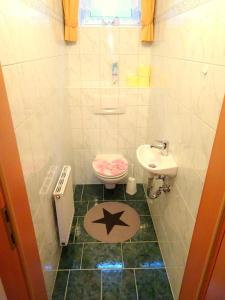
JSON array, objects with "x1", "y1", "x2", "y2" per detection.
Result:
[{"x1": 147, "y1": 175, "x2": 171, "y2": 199}]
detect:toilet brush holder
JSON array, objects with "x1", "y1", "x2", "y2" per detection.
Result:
[{"x1": 126, "y1": 177, "x2": 137, "y2": 195}]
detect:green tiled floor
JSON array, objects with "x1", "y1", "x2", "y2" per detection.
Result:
[
  {"x1": 82, "y1": 243, "x2": 122, "y2": 269},
  {"x1": 122, "y1": 242, "x2": 164, "y2": 269},
  {"x1": 73, "y1": 184, "x2": 83, "y2": 201},
  {"x1": 58, "y1": 244, "x2": 83, "y2": 269},
  {"x1": 136, "y1": 269, "x2": 173, "y2": 300},
  {"x1": 52, "y1": 271, "x2": 69, "y2": 300},
  {"x1": 102, "y1": 270, "x2": 137, "y2": 300},
  {"x1": 131, "y1": 216, "x2": 157, "y2": 241},
  {"x1": 73, "y1": 217, "x2": 97, "y2": 243},
  {"x1": 66, "y1": 270, "x2": 101, "y2": 300},
  {"x1": 74, "y1": 201, "x2": 88, "y2": 216},
  {"x1": 52, "y1": 184, "x2": 173, "y2": 300},
  {"x1": 104, "y1": 184, "x2": 125, "y2": 200},
  {"x1": 82, "y1": 184, "x2": 104, "y2": 201}
]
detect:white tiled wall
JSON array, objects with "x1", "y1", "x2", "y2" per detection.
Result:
[
  {"x1": 0, "y1": 0, "x2": 72, "y2": 298},
  {"x1": 149, "y1": 0, "x2": 225, "y2": 298},
  {"x1": 66, "y1": 27, "x2": 152, "y2": 184}
]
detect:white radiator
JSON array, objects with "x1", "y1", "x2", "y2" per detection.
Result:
[{"x1": 53, "y1": 165, "x2": 74, "y2": 246}]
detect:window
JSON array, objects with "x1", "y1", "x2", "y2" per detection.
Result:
[{"x1": 79, "y1": 0, "x2": 141, "y2": 26}]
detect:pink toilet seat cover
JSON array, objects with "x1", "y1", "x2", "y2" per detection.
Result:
[{"x1": 93, "y1": 158, "x2": 128, "y2": 177}]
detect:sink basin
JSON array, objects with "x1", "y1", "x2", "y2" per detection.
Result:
[{"x1": 136, "y1": 144, "x2": 178, "y2": 177}]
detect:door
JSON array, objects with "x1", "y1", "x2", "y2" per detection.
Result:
[
  {"x1": 179, "y1": 96, "x2": 225, "y2": 299},
  {"x1": 0, "y1": 182, "x2": 30, "y2": 300},
  {"x1": 0, "y1": 278, "x2": 7, "y2": 300},
  {"x1": 205, "y1": 230, "x2": 225, "y2": 299},
  {"x1": 0, "y1": 65, "x2": 48, "y2": 300}
]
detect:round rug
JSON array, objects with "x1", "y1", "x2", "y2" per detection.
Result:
[{"x1": 84, "y1": 202, "x2": 140, "y2": 243}]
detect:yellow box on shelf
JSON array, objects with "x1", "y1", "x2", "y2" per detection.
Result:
[
  {"x1": 138, "y1": 76, "x2": 150, "y2": 87},
  {"x1": 126, "y1": 65, "x2": 151, "y2": 87},
  {"x1": 137, "y1": 65, "x2": 151, "y2": 77},
  {"x1": 127, "y1": 75, "x2": 139, "y2": 87}
]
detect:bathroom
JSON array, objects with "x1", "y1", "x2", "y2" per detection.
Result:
[{"x1": 0, "y1": 0, "x2": 225, "y2": 299}]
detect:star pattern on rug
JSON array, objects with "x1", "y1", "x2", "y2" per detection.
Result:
[{"x1": 92, "y1": 208, "x2": 129, "y2": 234}]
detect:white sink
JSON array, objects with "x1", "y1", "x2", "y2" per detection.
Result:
[{"x1": 136, "y1": 144, "x2": 178, "y2": 177}]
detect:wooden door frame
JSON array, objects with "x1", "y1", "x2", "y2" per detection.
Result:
[
  {"x1": 205, "y1": 227, "x2": 225, "y2": 299},
  {"x1": 179, "y1": 96, "x2": 225, "y2": 299},
  {"x1": 0, "y1": 65, "x2": 48, "y2": 300},
  {"x1": 0, "y1": 181, "x2": 30, "y2": 300}
]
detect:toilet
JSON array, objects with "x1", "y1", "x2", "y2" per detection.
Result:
[{"x1": 92, "y1": 154, "x2": 128, "y2": 189}]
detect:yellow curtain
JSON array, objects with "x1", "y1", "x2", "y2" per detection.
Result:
[
  {"x1": 141, "y1": 0, "x2": 156, "y2": 42},
  {"x1": 62, "y1": 0, "x2": 79, "y2": 42}
]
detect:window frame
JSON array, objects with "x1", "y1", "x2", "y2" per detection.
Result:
[{"x1": 79, "y1": 0, "x2": 141, "y2": 27}]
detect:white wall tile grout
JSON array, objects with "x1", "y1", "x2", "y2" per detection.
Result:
[
  {"x1": 151, "y1": 54, "x2": 225, "y2": 68},
  {"x1": 149, "y1": 0, "x2": 225, "y2": 297},
  {"x1": 63, "y1": 270, "x2": 70, "y2": 300},
  {"x1": 100, "y1": 270, "x2": 103, "y2": 300},
  {"x1": 155, "y1": 0, "x2": 211, "y2": 21},
  {"x1": 0, "y1": 1, "x2": 73, "y2": 296},
  {"x1": 56, "y1": 267, "x2": 167, "y2": 271},
  {"x1": 80, "y1": 243, "x2": 85, "y2": 269},
  {"x1": 133, "y1": 269, "x2": 139, "y2": 300}
]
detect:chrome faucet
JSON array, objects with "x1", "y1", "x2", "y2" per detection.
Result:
[{"x1": 150, "y1": 140, "x2": 169, "y2": 156}]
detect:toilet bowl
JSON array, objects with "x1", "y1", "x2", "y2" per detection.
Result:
[{"x1": 92, "y1": 154, "x2": 128, "y2": 189}]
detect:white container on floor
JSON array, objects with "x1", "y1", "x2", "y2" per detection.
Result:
[{"x1": 126, "y1": 177, "x2": 137, "y2": 195}]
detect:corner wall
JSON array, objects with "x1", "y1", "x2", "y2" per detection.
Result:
[
  {"x1": 148, "y1": 0, "x2": 225, "y2": 298},
  {"x1": 0, "y1": 1, "x2": 72, "y2": 297},
  {"x1": 65, "y1": 27, "x2": 152, "y2": 184}
]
